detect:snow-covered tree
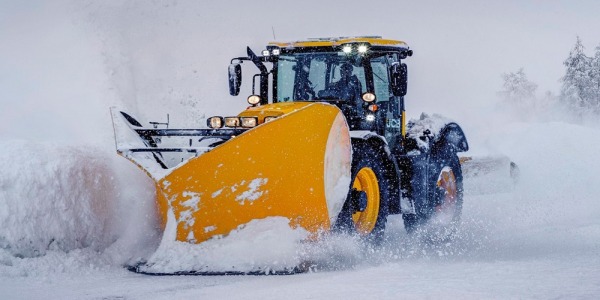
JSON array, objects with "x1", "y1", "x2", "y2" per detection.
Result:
[
  {"x1": 499, "y1": 68, "x2": 537, "y2": 110},
  {"x1": 560, "y1": 37, "x2": 599, "y2": 113},
  {"x1": 590, "y1": 45, "x2": 600, "y2": 103}
]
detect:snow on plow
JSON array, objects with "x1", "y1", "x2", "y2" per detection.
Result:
[{"x1": 111, "y1": 103, "x2": 351, "y2": 272}]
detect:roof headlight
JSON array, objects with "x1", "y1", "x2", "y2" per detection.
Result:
[
  {"x1": 357, "y1": 44, "x2": 368, "y2": 53},
  {"x1": 224, "y1": 117, "x2": 240, "y2": 127},
  {"x1": 362, "y1": 92, "x2": 376, "y2": 102},
  {"x1": 207, "y1": 116, "x2": 224, "y2": 129},
  {"x1": 240, "y1": 117, "x2": 258, "y2": 128},
  {"x1": 261, "y1": 50, "x2": 270, "y2": 56},
  {"x1": 247, "y1": 95, "x2": 261, "y2": 105},
  {"x1": 271, "y1": 48, "x2": 280, "y2": 55},
  {"x1": 342, "y1": 45, "x2": 352, "y2": 54}
]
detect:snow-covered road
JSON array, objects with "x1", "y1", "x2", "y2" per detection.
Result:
[{"x1": 2, "y1": 121, "x2": 599, "y2": 299}]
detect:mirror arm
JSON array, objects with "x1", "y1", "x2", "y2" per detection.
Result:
[
  {"x1": 247, "y1": 47, "x2": 268, "y2": 75},
  {"x1": 247, "y1": 47, "x2": 270, "y2": 104},
  {"x1": 251, "y1": 74, "x2": 260, "y2": 95},
  {"x1": 230, "y1": 57, "x2": 249, "y2": 64}
]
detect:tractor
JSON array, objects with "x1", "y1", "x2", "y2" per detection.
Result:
[{"x1": 111, "y1": 36, "x2": 469, "y2": 272}]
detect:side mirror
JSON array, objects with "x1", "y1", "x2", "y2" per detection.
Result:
[
  {"x1": 390, "y1": 63, "x2": 408, "y2": 97},
  {"x1": 228, "y1": 63, "x2": 242, "y2": 96}
]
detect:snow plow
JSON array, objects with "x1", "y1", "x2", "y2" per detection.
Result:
[
  {"x1": 112, "y1": 102, "x2": 351, "y2": 245},
  {"x1": 112, "y1": 36, "x2": 489, "y2": 274}
]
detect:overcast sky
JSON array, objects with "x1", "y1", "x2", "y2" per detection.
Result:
[{"x1": 2, "y1": 0, "x2": 600, "y2": 143}]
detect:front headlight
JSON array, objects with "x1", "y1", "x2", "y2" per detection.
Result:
[
  {"x1": 224, "y1": 117, "x2": 240, "y2": 127},
  {"x1": 207, "y1": 116, "x2": 224, "y2": 129},
  {"x1": 240, "y1": 117, "x2": 258, "y2": 128},
  {"x1": 362, "y1": 92, "x2": 376, "y2": 102},
  {"x1": 264, "y1": 116, "x2": 278, "y2": 122},
  {"x1": 357, "y1": 44, "x2": 369, "y2": 53},
  {"x1": 247, "y1": 95, "x2": 261, "y2": 105}
]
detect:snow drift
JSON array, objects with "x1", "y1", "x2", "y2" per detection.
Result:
[
  {"x1": 139, "y1": 217, "x2": 309, "y2": 274},
  {"x1": 0, "y1": 139, "x2": 162, "y2": 266},
  {"x1": 0, "y1": 141, "x2": 115, "y2": 257}
]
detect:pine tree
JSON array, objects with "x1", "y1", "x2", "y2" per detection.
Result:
[
  {"x1": 590, "y1": 45, "x2": 600, "y2": 111},
  {"x1": 561, "y1": 36, "x2": 594, "y2": 112}
]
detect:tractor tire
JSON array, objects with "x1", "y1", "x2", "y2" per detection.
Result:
[
  {"x1": 428, "y1": 153, "x2": 463, "y2": 240},
  {"x1": 334, "y1": 142, "x2": 391, "y2": 245},
  {"x1": 404, "y1": 152, "x2": 463, "y2": 241}
]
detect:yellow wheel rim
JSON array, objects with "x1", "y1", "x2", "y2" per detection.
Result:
[{"x1": 351, "y1": 167, "x2": 380, "y2": 235}]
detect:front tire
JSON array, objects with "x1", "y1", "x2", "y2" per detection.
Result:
[{"x1": 334, "y1": 142, "x2": 391, "y2": 245}]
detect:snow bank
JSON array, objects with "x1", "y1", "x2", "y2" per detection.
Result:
[
  {"x1": 0, "y1": 140, "x2": 158, "y2": 267},
  {"x1": 0, "y1": 141, "x2": 115, "y2": 257},
  {"x1": 0, "y1": 247, "x2": 116, "y2": 278}
]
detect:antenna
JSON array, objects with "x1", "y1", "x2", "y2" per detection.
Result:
[{"x1": 271, "y1": 26, "x2": 277, "y2": 40}]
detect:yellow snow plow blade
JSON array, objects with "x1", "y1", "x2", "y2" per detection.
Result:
[{"x1": 134, "y1": 103, "x2": 352, "y2": 244}]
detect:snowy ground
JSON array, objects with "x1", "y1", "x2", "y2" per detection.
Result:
[
  {"x1": 1, "y1": 121, "x2": 599, "y2": 299},
  {"x1": 2, "y1": 1, "x2": 600, "y2": 299}
]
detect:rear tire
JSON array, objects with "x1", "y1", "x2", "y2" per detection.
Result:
[
  {"x1": 428, "y1": 154, "x2": 463, "y2": 239},
  {"x1": 404, "y1": 152, "x2": 463, "y2": 241},
  {"x1": 334, "y1": 142, "x2": 391, "y2": 245}
]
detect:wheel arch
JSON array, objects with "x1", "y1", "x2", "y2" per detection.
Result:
[{"x1": 433, "y1": 122, "x2": 469, "y2": 154}]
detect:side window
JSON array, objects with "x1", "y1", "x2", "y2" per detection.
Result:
[
  {"x1": 308, "y1": 58, "x2": 326, "y2": 93},
  {"x1": 371, "y1": 56, "x2": 391, "y2": 102},
  {"x1": 277, "y1": 57, "x2": 296, "y2": 102}
]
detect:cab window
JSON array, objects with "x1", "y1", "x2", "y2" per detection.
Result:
[{"x1": 370, "y1": 55, "x2": 391, "y2": 102}]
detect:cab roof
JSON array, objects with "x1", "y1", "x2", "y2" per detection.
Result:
[{"x1": 268, "y1": 36, "x2": 409, "y2": 49}]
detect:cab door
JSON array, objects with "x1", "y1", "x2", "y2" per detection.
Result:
[{"x1": 370, "y1": 53, "x2": 402, "y2": 146}]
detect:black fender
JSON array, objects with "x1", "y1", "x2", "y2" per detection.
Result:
[
  {"x1": 405, "y1": 122, "x2": 468, "y2": 222},
  {"x1": 433, "y1": 122, "x2": 469, "y2": 154}
]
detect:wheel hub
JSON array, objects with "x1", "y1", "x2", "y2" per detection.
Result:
[
  {"x1": 351, "y1": 167, "x2": 380, "y2": 235},
  {"x1": 350, "y1": 188, "x2": 367, "y2": 212}
]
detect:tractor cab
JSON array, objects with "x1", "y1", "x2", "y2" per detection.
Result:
[{"x1": 227, "y1": 37, "x2": 412, "y2": 144}]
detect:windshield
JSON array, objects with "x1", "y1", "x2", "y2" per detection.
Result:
[{"x1": 276, "y1": 52, "x2": 367, "y2": 102}]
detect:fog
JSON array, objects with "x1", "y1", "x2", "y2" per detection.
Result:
[{"x1": 2, "y1": 0, "x2": 600, "y2": 145}]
